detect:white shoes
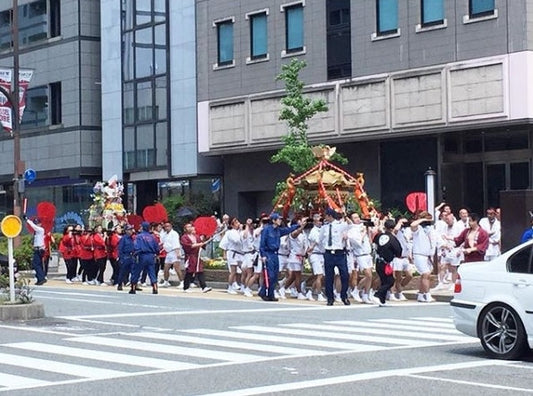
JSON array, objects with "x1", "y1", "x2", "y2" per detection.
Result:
[
  {"x1": 289, "y1": 287, "x2": 298, "y2": 298},
  {"x1": 373, "y1": 296, "x2": 387, "y2": 307},
  {"x1": 350, "y1": 289, "x2": 363, "y2": 303},
  {"x1": 417, "y1": 293, "x2": 435, "y2": 303},
  {"x1": 169, "y1": 268, "x2": 177, "y2": 276},
  {"x1": 161, "y1": 280, "x2": 170, "y2": 288},
  {"x1": 202, "y1": 287, "x2": 212, "y2": 293},
  {"x1": 178, "y1": 281, "x2": 185, "y2": 290},
  {"x1": 362, "y1": 294, "x2": 374, "y2": 304},
  {"x1": 65, "y1": 278, "x2": 72, "y2": 284},
  {"x1": 184, "y1": 288, "x2": 194, "y2": 293},
  {"x1": 396, "y1": 292, "x2": 408, "y2": 301},
  {"x1": 317, "y1": 293, "x2": 327, "y2": 302},
  {"x1": 231, "y1": 282, "x2": 240, "y2": 291},
  {"x1": 227, "y1": 286, "x2": 238, "y2": 295},
  {"x1": 278, "y1": 287, "x2": 286, "y2": 299},
  {"x1": 297, "y1": 292, "x2": 307, "y2": 300},
  {"x1": 190, "y1": 283, "x2": 198, "y2": 288},
  {"x1": 243, "y1": 287, "x2": 253, "y2": 297},
  {"x1": 305, "y1": 290, "x2": 315, "y2": 301}
]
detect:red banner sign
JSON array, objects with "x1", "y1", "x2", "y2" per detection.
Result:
[{"x1": 0, "y1": 68, "x2": 33, "y2": 134}]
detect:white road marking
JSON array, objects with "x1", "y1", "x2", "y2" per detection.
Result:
[
  {"x1": 130, "y1": 331, "x2": 322, "y2": 356},
  {"x1": 281, "y1": 323, "x2": 473, "y2": 342},
  {"x1": 4, "y1": 342, "x2": 200, "y2": 370},
  {"x1": 183, "y1": 328, "x2": 385, "y2": 352},
  {"x1": 0, "y1": 372, "x2": 51, "y2": 388},
  {"x1": 370, "y1": 318, "x2": 456, "y2": 328},
  {"x1": 198, "y1": 359, "x2": 514, "y2": 396},
  {"x1": 67, "y1": 335, "x2": 264, "y2": 363},
  {"x1": 327, "y1": 320, "x2": 463, "y2": 334},
  {"x1": 406, "y1": 374, "x2": 533, "y2": 393},
  {"x1": 0, "y1": 352, "x2": 127, "y2": 379}
]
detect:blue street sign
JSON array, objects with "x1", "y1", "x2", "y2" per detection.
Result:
[{"x1": 23, "y1": 168, "x2": 36, "y2": 184}]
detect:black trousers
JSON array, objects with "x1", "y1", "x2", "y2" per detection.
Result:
[
  {"x1": 374, "y1": 260, "x2": 395, "y2": 303},
  {"x1": 184, "y1": 272, "x2": 207, "y2": 290}
]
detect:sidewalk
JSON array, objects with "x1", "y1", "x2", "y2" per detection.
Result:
[{"x1": 26, "y1": 259, "x2": 454, "y2": 303}]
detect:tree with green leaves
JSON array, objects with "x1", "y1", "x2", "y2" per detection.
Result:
[{"x1": 271, "y1": 58, "x2": 346, "y2": 173}]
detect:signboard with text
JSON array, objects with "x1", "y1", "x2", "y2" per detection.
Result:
[{"x1": 0, "y1": 68, "x2": 33, "y2": 134}]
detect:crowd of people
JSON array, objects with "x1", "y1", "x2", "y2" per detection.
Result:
[{"x1": 22, "y1": 204, "x2": 505, "y2": 306}]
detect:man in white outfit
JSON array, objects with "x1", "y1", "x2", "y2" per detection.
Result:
[
  {"x1": 410, "y1": 211, "x2": 436, "y2": 302},
  {"x1": 479, "y1": 207, "x2": 501, "y2": 261},
  {"x1": 159, "y1": 221, "x2": 183, "y2": 288},
  {"x1": 306, "y1": 214, "x2": 326, "y2": 302}
]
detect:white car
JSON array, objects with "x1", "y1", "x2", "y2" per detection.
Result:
[{"x1": 451, "y1": 239, "x2": 533, "y2": 360}]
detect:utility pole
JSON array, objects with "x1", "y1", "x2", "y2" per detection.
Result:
[{"x1": 12, "y1": 0, "x2": 22, "y2": 221}]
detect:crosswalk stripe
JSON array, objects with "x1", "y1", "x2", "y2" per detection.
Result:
[
  {"x1": 370, "y1": 319, "x2": 456, "y2": 328},
  {"x1": 130, "y1": 332, "x2": 320, "y2": 356},
  {"x1": 0, "y1": 352, "x2": 126, "y2": 379},
  {"x1": 4, "y1": 342, "x2": 200, "y2": 370},
  {"x1": 233, "y1": 325, "x2": 434, "y2": 347},
  {"x1": 281, "y1": 323, "x2": 473, "y2": 342},
  {"x1": 410, "y1": 317, "x2": 455, "y2": 323},
  {"x1": 0, "y1": 372, "x2": 51, "y2": 388},
  {"x1": 67, "y1": 335, "x2": 263, "y2": 363},
  {"x1": 188, "y1": 328, "x2": 384, "y2": 352},
  {"x1": 325, "y1": 320, "x2": 467, "y2": 335}
]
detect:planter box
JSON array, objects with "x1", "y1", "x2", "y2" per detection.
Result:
[{"x1": 0, "y1": 301, "x2": 45, "y2": 321}]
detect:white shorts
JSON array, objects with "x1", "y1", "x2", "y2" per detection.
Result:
[
  {"x1": 356, "y1": 255, "x2": 373, "y2": 271},
  {"x1": 413, "y1": 254, "x2": 433, "y2": 274},
  {"x1": 241, "y1": 252, "x2": 257, "y2": 269},
  {"x1": 253, "y1": 261, "x2": 262, "y2": 274},
  {"x1": 279, "y1": 255, "x2": 289, "y2": 271},
  {"x1": 309, "y1": 253, "x2": 324, "y2": 275},
  {"x1": 164, "y1": 250, "x2": 180, "y2": 264},
  {"x1": 346, "y1": 252, "x2": 355, "y2": 274},
  {"x1": 392, "y1": 257, "x2": 410, "y2": 272},
  {"x1": 227, "y1": 251, "x2": 243, "y2": 266},
  {"x1": 287, "y1": 261, "x2": 303, "y2": 272}
]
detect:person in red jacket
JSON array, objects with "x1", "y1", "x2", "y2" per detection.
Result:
[
  {"x1": 73, "y1": 224, "x2": 83, "y2": 281},
  {"x1": 59, "y1": 225, "x2": 76, "y2": 283},
  {"x1": 107, "y1": 225, "x2": 122, "y2": 286},
  {"x1": 180, "y1": 223, "x2": 211, "y2": 293},
  {"x1": 93, "y1": 225, "x2": 108, "y2": 285},
  {"x1": 79, "y1": 229, "x2": 96, "y2": 284},
  {"x1": 453, "y1": 213, "x2": 489, "y2": 263}
]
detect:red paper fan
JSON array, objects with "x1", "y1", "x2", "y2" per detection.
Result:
[
  {"x1": 143, "y1": 203, "x2": 168, "y2": 223},
  {"x1": 127, "y1": 214, "x2": 144, "y2": 231},
  {"x1": 193, "y1": 216, "x2": 217, "y2": 238},
  {"x1": 36, "y1": 201, "x2": 56, "y2": 233},
  {"x1": 405, "y1": 192, "x2": 427, "y2": 214}
]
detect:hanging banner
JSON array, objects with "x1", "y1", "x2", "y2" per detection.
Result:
[
  {"x1": 0, "y1": 68, "x2": 34, "y2": 134},
  {"x1": 0, "y1": 68, "x2": 12, "y2": 133}
]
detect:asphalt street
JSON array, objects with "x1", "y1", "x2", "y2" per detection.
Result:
[{"x1": 0, "y1": 284, "x2": 532, "y2": 395}]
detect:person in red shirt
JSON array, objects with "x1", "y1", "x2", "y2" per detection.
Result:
[
  {"x1": 107, "y1": 225, "x2": 122, "y2": 286},
  {"x1": 93, "y1": 225, "x2": 108, "y2": 285},
  {"x1": 180, "y1": 223, "x2": 211, "y2": 293},
  {"x1": 79, "y1": 229, "x2": 96, "y2": 284},
  {"x1": 59, "y1": 225, "x2": 76, "y2": 283},
  {"x1": 43, "y1": 231, "x2": 56, "y2": 277}
]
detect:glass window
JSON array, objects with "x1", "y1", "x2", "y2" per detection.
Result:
[
  {"x1": 285, "y1": 4, "x2": 303, "y2": 52},
  {"x1": 122, "y1": 0, "x2": 134, "y2": 31},
  {"x1": 21, "y1": 85, "x2": 48, "y2": 128},
  {"x1": 217, "y1": 20, "x2": 233, "y2": 65},
  {"x1": 124, "y1": 126, "x2": 135, "y2": 170},
  {"x1": 422, "y1": 0, "x2": 444, "y2": 26},
  {"x1": 154, "y1": 24, "x2": 166, "y2": 74},
  {"x1": 136, "y1": 81, "x2": 152, "y2": 122},
  {"x1": 122, "y1": 31, "x2": 134, "y2": 81},
  {"x1": 19, "y1": 0, "x2": 47, "y2": 45},
  {"x1": 507, "y1": 246, "x2": 532, "y2": 274},
  {"x1": 50, "y1": 81, "x2": 61, "y2": 125},
  {"x1": 154, "y1": 0, "x2": 166, "y2": 23},
  {"x1": 510, "y1": 162, "x2": 530, "y2": 190},
  {"x1": 155, "y1": 77, "x2": 167, "y2": 120},
  {"x1": 250, "y1": 12, "x2": 267, "y2": 59},
  {"x1": 136, "y1": 0, "x2": 151, "y2": 25},
  {"x1": 135, "y1": 27, "x2": 153, "y2": 78},
  {"x1": 377, "y1": 0, "x2": 398, "y2": 35},
  {"x1": 49, "y1": 0, "x2": 60, "y2": 37},
  {"x1": 136, "y1": 124, "x2": 155, "y2": 168},
  {"x1": 0, "y1": 10, "x2": 11, "y2": 51},
  {"x1": 470, "y1": 0, "x2": 495, "y2": 17},
  {"x1": 123, "y1": 82, "x2": 134, "y2": 124},
  {"x1": 155, "y1": 122, "x2": 167, "y2": 166}
]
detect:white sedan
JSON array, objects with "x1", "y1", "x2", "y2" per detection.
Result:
[{"x1": 451, "y1": 239, "x2": 533, "y2": 359}]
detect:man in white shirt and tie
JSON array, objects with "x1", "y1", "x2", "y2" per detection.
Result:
[
  {"x1": 319, "y1": 208, "x2": 350, "y2": 306},
  {"x1": 24, "y1": 216, "x2": 47, "y2": 285}
]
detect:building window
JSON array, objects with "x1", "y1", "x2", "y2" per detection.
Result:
[
  {"x1": 421, "y1": 0, "x2": 444, "y2": 26},
  {"x1": 216, "y1": 19, "x2": 234, "y2": 66},
  {"x1": 283, "y1": 2, "x2": 304, "y2": 54},
  {"x1": 327, "y1": 0, "x2": 351, "y2": 80},
  {"x1": 376, "y1": 0, "x2": 398, "y2": 35},
  {"x1": 470, "y1": 0, "x2": 495, "y2": 18},
  {"x1": 121, "y1": 0, "x2": 169, "y2": 171},
  {"x1": 20, "y1": 81, "x2": 61, "y2": 130},
  {"x1": 249, "y1": 12, "x2": 267, "y2": 60},
  {"x1": 18, "y1": 0, "x2": 61, "y2": 47}
]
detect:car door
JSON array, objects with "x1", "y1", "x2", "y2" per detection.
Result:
[{"x1": 507, "y1": 245, "x2": 533, "y2": 332}]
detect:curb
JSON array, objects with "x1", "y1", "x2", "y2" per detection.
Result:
[{"x1": 0, "y1": 302, "x2": 45, "y2": 321}]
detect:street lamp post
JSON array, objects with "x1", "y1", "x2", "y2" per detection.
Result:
[
  {"x1": 12, "y1": 0, "x2": 22, "y2": 220},
  {"x1": 425, "y1": 168, "x2": 437, "y2": 217}
]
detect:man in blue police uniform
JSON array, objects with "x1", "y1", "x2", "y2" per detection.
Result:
[
  {"x1": 319, "y1": 208, "x2": 351, "y2": 306},
  {"x1": 259, "y1": 213, "x2": 307, "y2": 301},
  {"x1": 117, "y1": 224, "x2": 135, "y2": 291},
  {"x1": 131, "y1": 221, "x2": 159, "y2": 294}
]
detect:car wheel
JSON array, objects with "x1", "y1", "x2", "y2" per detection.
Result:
[{"x1": 478, "y1": 303, "x2": 528, "y2": 360}]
